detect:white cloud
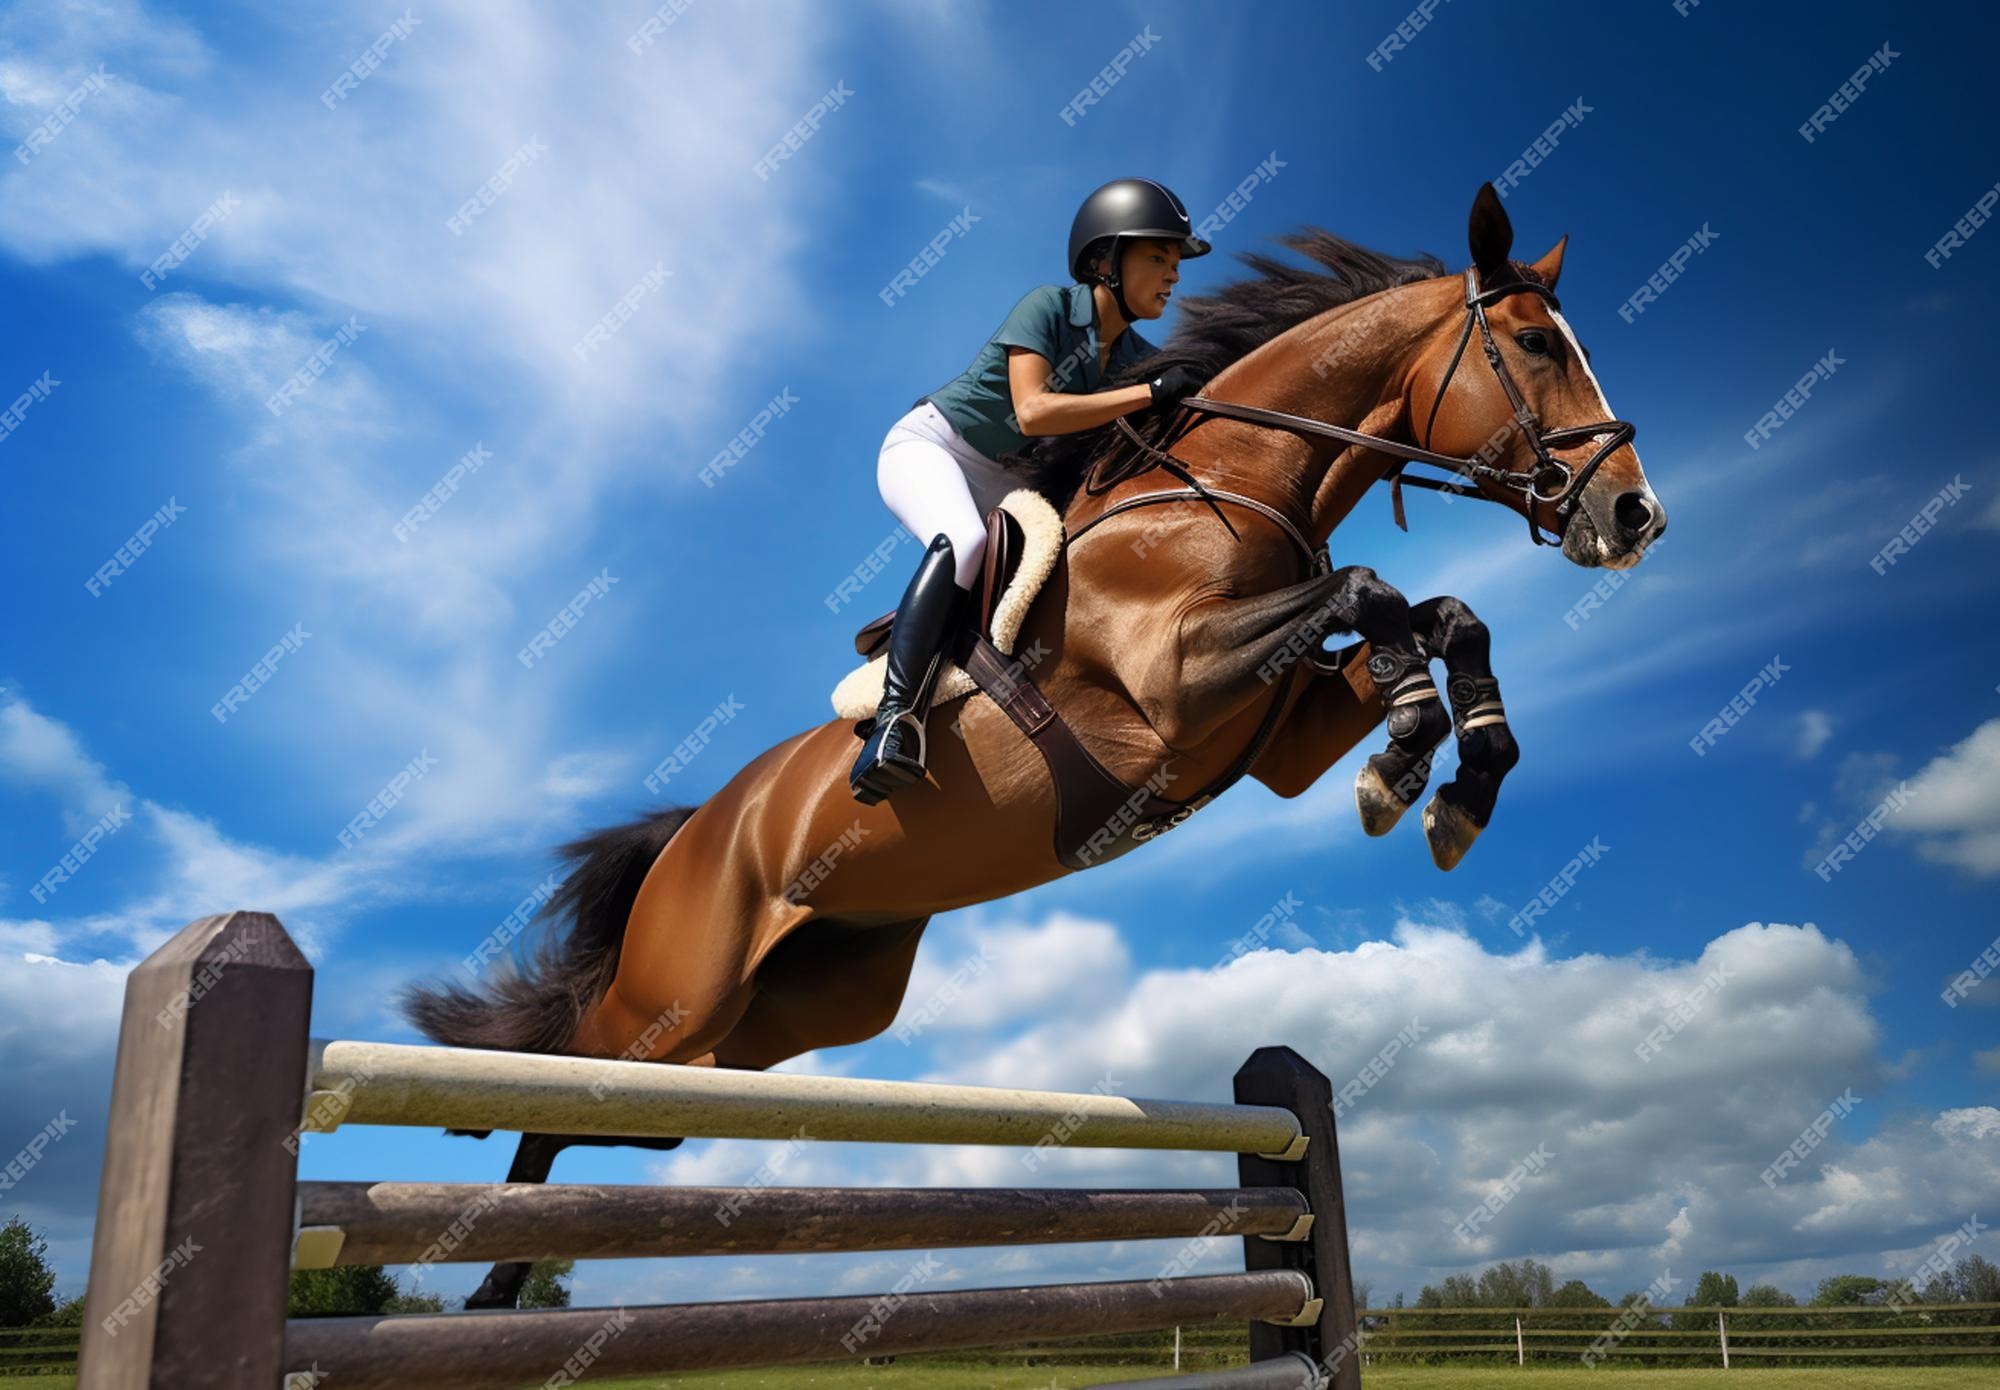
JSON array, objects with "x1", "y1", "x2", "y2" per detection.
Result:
[
  {"x1": 1890, "y1": 717, "x2": 2000, "y2": 876},
  {"x1": 1794, "y1": 709, "x2": 1835, "y2": 760}
]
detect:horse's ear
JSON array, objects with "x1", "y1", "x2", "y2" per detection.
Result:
[
  {"x1": 1529, "y1": 234, "x2": 1568, "y2": 291},
  {"x1": 1468, "y1": 183, "x2": 1513, "y2": 280}
]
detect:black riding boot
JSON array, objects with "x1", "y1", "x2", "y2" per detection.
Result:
[{"x1": 849, "y1": 533, "x2": 965, "y2": 804}]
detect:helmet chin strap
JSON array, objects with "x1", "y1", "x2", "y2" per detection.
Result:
[{"x1": 1096, "y1": 235, "x2": 1137, "y2": 321}]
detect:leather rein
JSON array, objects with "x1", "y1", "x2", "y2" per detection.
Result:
[{"x1": 1078, "y1": 266, "x2": 1636, "y2": 553}]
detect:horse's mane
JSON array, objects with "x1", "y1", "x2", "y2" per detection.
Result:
[{"x1": 1002, "y1": 229, "x2": 1450, "y2": 509}]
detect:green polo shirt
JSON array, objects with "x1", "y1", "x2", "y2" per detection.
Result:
[{"x1": 917, "y1": 282, "x2": 1157, "y2": 461}]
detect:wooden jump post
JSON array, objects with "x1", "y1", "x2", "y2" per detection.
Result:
[{"x1": 78, "y1": 911, "x2": 1363, "y2": 1389}]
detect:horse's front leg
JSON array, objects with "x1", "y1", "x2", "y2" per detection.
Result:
[
  {"x1": 1242, "y1": 566, "x2": 1451, "y2": 825},
  {"x1": 1407, "y1": 595, "x2": 1520, "y2": 870}
]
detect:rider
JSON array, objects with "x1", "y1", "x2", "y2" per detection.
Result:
[{"x1": 849, "y1": 177, "x2": 1213, "y2": 804}]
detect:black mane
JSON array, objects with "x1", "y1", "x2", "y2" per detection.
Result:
[{"x1": 1003, "y1": 229, "x2": 1449, "y2": 507}]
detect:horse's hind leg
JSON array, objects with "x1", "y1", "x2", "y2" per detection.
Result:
[
  {"x1": 463, "y1": 1130, "x2": 687, "y2": 1309},
  {"x1": 1408, "y1": 595, "x2": 1520, "y2": 871}
]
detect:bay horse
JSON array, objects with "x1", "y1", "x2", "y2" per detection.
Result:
[{"x1": 405, "y1": 184, "x2": 1666, "y2": 1306}]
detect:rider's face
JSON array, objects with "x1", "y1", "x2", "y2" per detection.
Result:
[{"x1": 1105, "y1": 239, "x2": 1181, "y2": 319}]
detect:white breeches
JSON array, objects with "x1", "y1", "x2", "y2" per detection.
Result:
[{"x1": 876, "y1": 401, "x2": 1018, "y2": 589}]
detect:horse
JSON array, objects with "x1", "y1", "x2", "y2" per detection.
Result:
[{"x1": 404, "y1": 183, "x2": 1666, "y2": 1307}]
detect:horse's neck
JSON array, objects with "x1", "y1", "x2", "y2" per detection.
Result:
[{"x1": 1197, "y1": 279, "x2": 1451, "y2": 547}]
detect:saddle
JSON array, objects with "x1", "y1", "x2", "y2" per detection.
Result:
[{"x1": 831, "y1": 490, "x2": 1314, "y2": 874}]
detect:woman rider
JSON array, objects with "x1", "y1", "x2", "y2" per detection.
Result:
[{"x1": 850, "y1": 177, "x2": 1212, "y2": 804}]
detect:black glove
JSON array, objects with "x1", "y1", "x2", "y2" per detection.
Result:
[{"x1": 1147, "y1": 363, "x2": 1206, "y2": 409}]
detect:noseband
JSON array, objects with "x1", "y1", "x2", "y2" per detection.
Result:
[{"x1": 1105, "y1": 267, "x2": 1636, "y2": 547}]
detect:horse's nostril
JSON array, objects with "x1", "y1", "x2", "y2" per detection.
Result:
[{"x1": 1613, "y1": 490, "x2": 1654, "y2": 538}]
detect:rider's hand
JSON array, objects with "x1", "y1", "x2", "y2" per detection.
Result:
[{"x1": 1147, "y1": 364, "x2": 1206, "y2": 409}]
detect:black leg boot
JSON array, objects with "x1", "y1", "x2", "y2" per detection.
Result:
[{"x1": 849, "y1": 533, "x2": 965, "y2": 804}]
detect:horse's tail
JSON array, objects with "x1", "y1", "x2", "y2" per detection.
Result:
[{"x1": 401, "y1": 805, "x2": 698, "y2": 1054}]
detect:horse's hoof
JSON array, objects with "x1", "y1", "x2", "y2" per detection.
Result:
[
  {"x1": 1354, "y1": 764, "x2": 1411, "y2": 837},
  {"x1": 1422, "y1": 793, "x2": 1482, "y2": 871}
]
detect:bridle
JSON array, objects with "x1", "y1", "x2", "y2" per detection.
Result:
[{"x1": 1094, "y1": 266, "x2": 1637, "y2": 549}]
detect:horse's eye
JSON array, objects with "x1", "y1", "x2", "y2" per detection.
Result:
[{"x1": 1515, "y1": 330, "x2": 1551, "y2": 356}]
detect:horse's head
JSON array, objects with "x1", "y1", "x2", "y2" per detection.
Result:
[{"x1": 1409, "y1": 184, "x2": 1666, "y2": 569}]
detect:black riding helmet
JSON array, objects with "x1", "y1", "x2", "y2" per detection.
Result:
[{"x1": 1068, "y1": 177, "x2": 1211, "y2": 320}]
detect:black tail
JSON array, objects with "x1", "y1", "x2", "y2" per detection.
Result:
[{"x1": 402, "y1": 805, "x2": 698, "y2": 1054}]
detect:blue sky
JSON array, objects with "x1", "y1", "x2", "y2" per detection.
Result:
[{"x1": 2, "y1": 0, "x2": 1995, "y2": 1315}]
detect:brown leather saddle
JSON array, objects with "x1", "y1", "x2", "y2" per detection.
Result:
[{"x1": 849, "y1": 504, "x2": 1307, "y2": 873}]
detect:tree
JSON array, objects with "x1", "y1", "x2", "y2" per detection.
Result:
[
  {"x1": 1811, "y1": 1274, "x2": 1887, "y2": 1307},
  {"x1": 1350, "y1": 1278, "x2": 1373, "y2": 1316},
  {"x1": 384, "y1": 1290, "x2": 447, "y2": 1313},
  {"x1": 1923, "y1": 1254, "x2": 2000, "y2": 1304},
  {"x1": 1672, "y1": 1271, "x2": 1739, "y2": 1331},
  {"x1": 516, "y1": 1260, "x2": 573, "y2": 1309},
  {"x1": 1478, "y1": 1258, "x2": 1556, "y2": 1309},
  {"x1": 1740, "y1": 1283, "x2": 1798, "y2": 1307},
  {"x1": 288, "y1": 1265, "x2": 399, "y2": 1318},
  {"x1": 1548, "y1": 1279, "x2": 1611, "y2": 1309},
  {"x1": 0, "y1": 1218, "x2": 58, "y2": 1327},
  {"x1": 1416, "y1": 1273, "x2": 1478, "y2": 1308}
]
